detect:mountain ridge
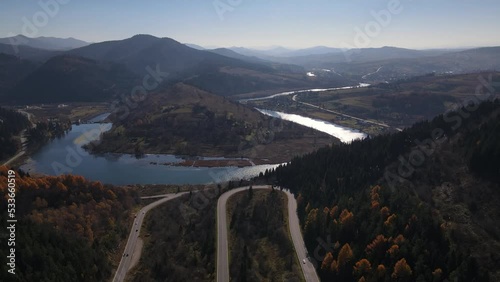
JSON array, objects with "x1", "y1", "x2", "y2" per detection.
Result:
[{"x1": 0, "y1": 34, "x2": 89, "y2": 51}]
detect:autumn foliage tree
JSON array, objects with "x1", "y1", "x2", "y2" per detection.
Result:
[
  {"x1": 0, "y1": 166, "x2": 140, "y2": 281},
  {"x1": 321, "y1": 252, "x2": 334, "y2": 271},
  {"x1": 366, "y1": 235, "x2": 389, "y2": 259},
  {"x1": 337, "y1": 243, "x2": 354, "y2": 269},
  {"x1": 271, "y1": 100, "x2": 500, "y2": 281},
  {"x1": 392, "y1": 258, "x2": 412, "y2": 280},
  {"x1": 353, "y1": 258, "x2": 372, "y2": 277}
]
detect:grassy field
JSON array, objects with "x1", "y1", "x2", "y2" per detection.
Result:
[
  {"x1": 226, "y1": 189, "x2": 305, "y2": 282},
  {"x1": 23, "y1": 102, "x2": 109, "y2": 123}
]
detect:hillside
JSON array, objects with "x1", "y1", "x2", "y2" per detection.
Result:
[
  {"x1": 130, "y1": 191, "x2": 217, "y2": 281},
  {"x1": 0, "y1": 54, "x2": 37, "y2": 96},
  {"x1": 67, "y1": 35, "x2": 346, "y2": 97},
  {"x1": 67, "y1": 34, "x2": 272, "y2": 76},
  {"x1": 0, "y1": 43, "x2": 60, "y2": 62},
  {"x1": 89, "y1": 83, "x2": 335, "y2": 162},
  {"x1": 3, "y1": 35, "x2": 351, "y2": 105},
  {"x1": 227, "y1": 189, "x2": 304, "y2": 281},
  {"x1": 10, "y1": 55, "x2": 138, "y2": 104},
  {"x1": 264, "y1": 99, "x2": 500, "y2": 281},
  {"x1": 0, "y1": 168, "x2": 140, "y2": 281},
  {"x1": 282, "y1": 72, "x2": 500, "y2": 130},
  {"x1": 0, "y1": 108, "x2": 30, "y2": 161}
]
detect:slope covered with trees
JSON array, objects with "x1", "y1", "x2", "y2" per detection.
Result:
[
  {"x1": 10, "y1": 55, "x2": 137, "y2": 104},
  {"x1": 0, "y1": 108, "x2": 30, "y2": 161},
  {"x1": 131, "y1": 192, "x2": 217, "y2": 282},
  {"x1": 227, "y1": 189, "x2": 303, "y2": 281},
  {"x1": 266, "y1": 99, "x2": 500, "y2": 281},
  {"x1": 0, "y1": 167, "x2": 139, "y2": 282},
  {"x1": 0, "y1": 54, "x2": 37, "y2": 97},
  {"x1": 90, "y1": 83, "x2": 334, "y2": 162}
]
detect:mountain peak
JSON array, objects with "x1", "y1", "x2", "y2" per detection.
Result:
[{"x1": 131, "y1": 34, "x2": 159, "y2": 40}]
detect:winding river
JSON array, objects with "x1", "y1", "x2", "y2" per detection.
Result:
[
  {"x1": 21, "y1": 85, "x2": 367, "y2": 185},
  {"x1": 21, "y1": 123, "x2": 280, "y2": 185}
]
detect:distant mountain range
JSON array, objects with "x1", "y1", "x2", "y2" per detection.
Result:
[
  {"x1": 184, "y1": 43, "x2": 206, "y2": 50},
  {"x1": 0, "y1": 42, "x2": 60, "y2": 61},
  {"x1": 234, "y1": 45, "x2": 500, "y2": 81},
  {"x1": 229, "y1": 46, "x2": 344, "y2": 58},
  {"x1": 0, "y1": 33, "x2": 499, "y2": 104},
  {"x1": 324, "y1": 46, "x2": 500, "y2": 81},
  {"x1": 0, "y1": 34, "x2": 89, "y2": 51},
  {"x1": 3, "y1": 35, "x2": 347, "y2": 104},
  {"x1": 65, "y1": 34, "x2": 268, "y2": 76}
]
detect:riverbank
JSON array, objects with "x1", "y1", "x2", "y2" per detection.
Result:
[{"x1": 150, "y1": 157, "x2": 275, "y2": 168}]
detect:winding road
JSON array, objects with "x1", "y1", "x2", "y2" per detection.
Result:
[
  {"x1": 362, "y1": 66, "x2": 383, "y2": 79},
  {"x1": 114, "y1": 186, "x2": 320, "y2": 282},
  {"x1": 112, "y1": 192, "x2": 188, "y2": 282},
  {"x1": 216, "y1": 186, "x2": 320, "y2": 282},
  {"x1": 2, "y1": 110, "x2": 36, "y2": 166}
]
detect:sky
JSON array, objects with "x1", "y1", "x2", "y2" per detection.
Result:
[{"x1": 0, "y1": 0, "x2": 499, "y2": 49}]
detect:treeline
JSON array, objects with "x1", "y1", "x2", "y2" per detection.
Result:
[
  {"x1": 132, "y1": 192, "x2": 216, "y2": 282},
  {"x1": 228, "y1": 189, "x2": 302, "y2": 282},
  {"x1": 265, "y1": 100, "x2": 500, "y2": 281},
  {"x1": 0, "y1": 107, "x2": 30, "y2": 160},
  {"x1": 272, "y1": 100, "x2": 500, "y2": 210},
  {"x1": 26, "y1": 119, "x2": 72, "y2": 152},
  {"x1": 0, "y1": 166, "x2": 140, "y2": 282},
  {"x1": 302, "y1": 185, "x2": 483, "y2": 281},
  {"x1": 464, "y1": 114, "x2": 500, "y2": 182}
]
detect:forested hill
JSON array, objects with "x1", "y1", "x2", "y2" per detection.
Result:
[
  {"x1": 0, "y1": 108, "x2": 30, "y2": 161},
  {"x1": 267, "y1": 99, "x2": 500, "y2": 281},
  {"x1": 10, "y1": 55, "x2": 138, "y2": 104},
  {"x1": 0, "y1": 168, "x2": 140, "y2": 282}
]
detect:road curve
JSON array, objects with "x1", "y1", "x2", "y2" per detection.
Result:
[
  {"x1": 283, "y1": 189, "x2": 320, "y2": 282},
  {"x1": 2, "y1": 151, "x2": 25, "y2": 166},
  {"x1": 217, "y1": 186, "x2": 319, "y2": 282},
  {"x1": 113, "y1": 192, "x2": 188, "y2": 282},
  {"x1": 3, "y1": 110, "x2": 35, "y2": 166}
]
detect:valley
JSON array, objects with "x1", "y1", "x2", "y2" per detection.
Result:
[
  {"x1": 0, "y1": 6, "x2": 499, "y2": 280},
  {"x1": 86, "y1": 83, "x2": 337, "y2": 164},
  {"x1": 248, "y1": 72, "x2": 500, "y2": 135}
]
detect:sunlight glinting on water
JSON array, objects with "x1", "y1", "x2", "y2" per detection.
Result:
[{"x1": 256, "y1": 108, "x2": 367, "y2": 143}]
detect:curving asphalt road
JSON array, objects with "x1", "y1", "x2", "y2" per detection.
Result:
[
  {"x1": 2, "y1": 111, "x2": 35, "y2": 166},
  {"x1": 217, "y1": 186, "x2": 319, "y2": 282},
  {"x1": 113, "y1": 192, "x2": 188, "y2": 282},
  {"x1": 283, "y1": 189, "x2": 320, "y2": 282}
]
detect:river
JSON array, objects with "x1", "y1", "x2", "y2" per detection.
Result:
[
  {"x1": 257, "y1": 109, "x2": 366, "y2": 143},
  {"x1": 21, "y1": 123, "x2": 280, "y2": 185},
  {"x1": 239, "y1": 83, "x2": 370, "y2": 102},
  {"x1": 22, "y1": 85, "x2": 367, "y2": 185}
]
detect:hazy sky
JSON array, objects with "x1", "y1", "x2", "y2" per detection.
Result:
[{"x1": 1, "y1": 0, "x2": 499, "y2": 49}]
